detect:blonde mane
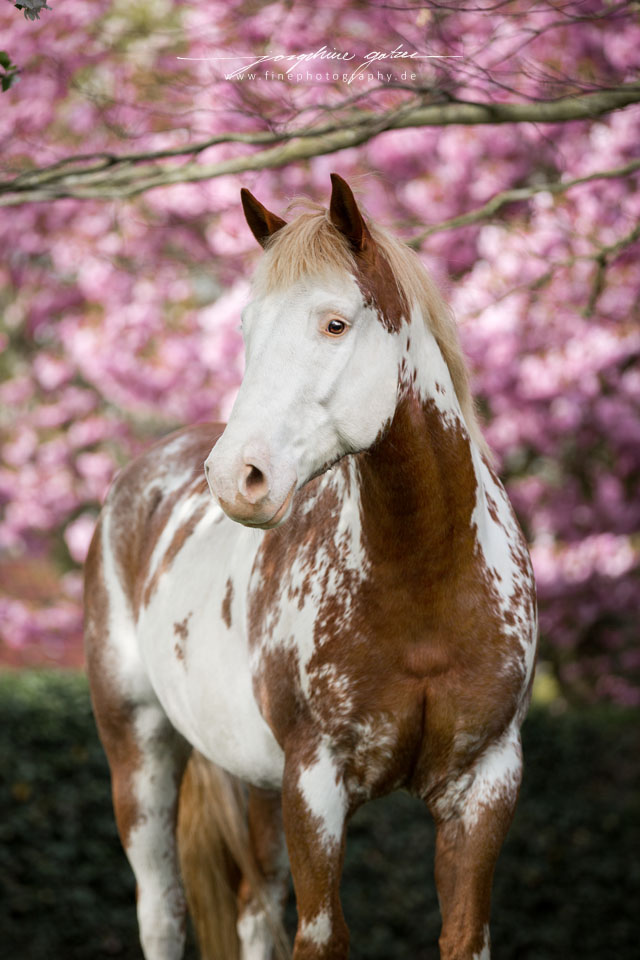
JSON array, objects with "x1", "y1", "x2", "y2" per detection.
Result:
[{"x1": 252, "y1": 201, "x2": 488, "y2": 456}]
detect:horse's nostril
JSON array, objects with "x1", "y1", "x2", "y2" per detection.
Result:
[
  {"x1": 245, "y1": 464, "x2": 263, "y2": 488},
  {"x1": 244, "y1": 463, "x2": 266, "y2": 493}
]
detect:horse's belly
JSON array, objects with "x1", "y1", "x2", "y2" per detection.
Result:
[{"x1": 137, "y1": 513, "x2": 285, "y2": 789}]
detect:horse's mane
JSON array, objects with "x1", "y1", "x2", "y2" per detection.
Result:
[{"x1": 252, "y1": 200, "x2": 488, "y2": 457}]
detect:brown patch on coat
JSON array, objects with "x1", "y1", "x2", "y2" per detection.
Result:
[
  {"x1": 328, "y1": 171, "x2": 408, "y2": 334},
  {"x1": 84, "y1": 518, "x2": 144, "y2": 848},
  {"x1": 485, "y1": 489, "x2": 501, "y2": 524},
  {"x1": 355, "y1": 394, "x2": 523, "y2": 797},
  {"x1": 173, "y1": 613, "x2": 192, "y2": 664},
  {"x1": 433, "y1": 788, "x2": 516, "y2": 960},
  {"x1": 102, "y1": 424, "x2": 225, "y2": 619},
  {"x1": 353, "y1": 240, "x2": 409, "y2": 334},
  {"x1": 252, "y1": 644, "x2": 310, "y2": 748},
  {"x1": 142, "y1": 501, "x2": 209, "y2": 609},
  {"x1": 221, "y1": 578, "x2": 234, "y2": 629}
]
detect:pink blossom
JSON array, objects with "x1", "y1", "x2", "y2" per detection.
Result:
[
  {"x1": 64, "y1": 514, "x2": 98, "y2": 564},
  {"x1": 0, "y1": 0, "x2": 639, "y2": 702}
]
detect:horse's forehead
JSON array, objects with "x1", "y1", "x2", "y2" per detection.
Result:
[
  {"x1": 253, "y1": 273, "x2": 363, "y2": 316},
  {"x1": 251, "y1": 260, "x2": 408, "y2": 337}
]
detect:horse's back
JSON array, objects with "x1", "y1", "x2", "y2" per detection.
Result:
[{"x1": 85, "y1": 423, "x2": 285, "y2": 788}]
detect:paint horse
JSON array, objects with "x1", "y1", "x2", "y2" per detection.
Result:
[{"x1": 85, "y1": 174, "x2": 537, "y2": 960}]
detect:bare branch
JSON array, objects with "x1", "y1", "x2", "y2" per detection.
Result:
[
  {"x1": 458, "y1": 217, "x2": 640, "y2": 323},
  {"x1": 585, "y1": 254, "x2": 608, "y2": 318},
  {"x1": 408, "y1": 157, "x2": 640, "y2": 248},
  {"x1": 584, "y1": 219, "x2": 640, "y2": 316},
  {"x1": 1, "y1": 83, "x2": 640, "y2": 205}
]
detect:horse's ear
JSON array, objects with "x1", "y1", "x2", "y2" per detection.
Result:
[
  {"x1": 240, "y1": 188, "x2": 287, "y2": 248},
  {"x1": 329, "y1": 173, "x2": 372, "y2": 252}
]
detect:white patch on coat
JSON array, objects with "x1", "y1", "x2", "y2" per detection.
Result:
[
  {"x1": 341, "y1": 714, "x2": 398, "y2": 799},
  {"x1": 400, "y1": 311, "x2": 467, "y2": 433},
  {"x1": 470, "y1": 452, "x2": 517, "y2": 600},
  {"x1": 146, "y1": 461, "x2": 194, "y2": 500},
  {"x1": 452, "y1": 728, "x2": 486, "y2": 757},
  {"x1": 298, "y1": 738, "x2": 347, "y2": 849},
  {"x1": 307, "y1": 663, "x2": 355, "y2": 719},
  {"x1": 300, "y1": 909, "x2": 332, "y2": 947},
  {"x1": 473, "y1": 924, "x2": 491, "y2": 960},
  {"x1": 125, "y1": 706, "x2": 187, "y2": 960},
  {"x1": 352, "y1": 715, "x2": 397, "y2": 761},
  {"x1": 470, "y1": 447, "x2": 537, "y2": 688},
  {"x1": 431, "y1": 771, "x2": 475, "y2": 822},
  {"x1": 144, "y1": 489, "x2": 211, "y2": 597},
  {"x1": 431, "y1": 724, "x2": 522, "y2": 827},
  {"x1": 238, "y1": 822, "x2": 289, "y2": 960},
  {"x1": 100, "y1": 505, "x2": 154, "y2": 705},
  {"x1": 110, "y1": 463, "x2": 285, "y2": 790},
  {"x1": 237, "y1": 904, "x2": 283, "y2": 960},
  {"x1": 137, "y1": 507, "x2": 285, "y2": 789},
  {"x1": 463, "y1": 724, "x2": 523, "y2": 831}
]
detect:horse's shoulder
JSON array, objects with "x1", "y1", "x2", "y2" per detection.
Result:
[
  {"x1": 107, "y1": 423, "x2": 223, "y2": 507},
  {"x1": 100, "y1": 423, "x2": 225, "y2": 614}
]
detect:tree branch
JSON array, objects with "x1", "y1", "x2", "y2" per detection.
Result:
[
  {"x1": 584, "y1": 218, "x2": 640, "y2": 316},
  {"x1": 1, "y1": 83, "x2": 640, "y2": 205},
  {"x1": 408, "y1": 157, "x2": 640, "y2": 248},
  {"x1": 457, "y1": 217, "x2": 640, "y2": 323}
]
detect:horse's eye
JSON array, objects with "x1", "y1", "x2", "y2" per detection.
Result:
[{"x1": 326, "y1": 318, "x2": 347, "y2": 336}]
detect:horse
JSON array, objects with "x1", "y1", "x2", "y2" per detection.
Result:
[{"x1": 84, "y1": 173, "x2": 537, "y2": 960}]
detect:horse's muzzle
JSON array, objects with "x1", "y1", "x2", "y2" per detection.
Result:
[{"x1": 204, "y1": 443, "x2": 296, "y2": 529}]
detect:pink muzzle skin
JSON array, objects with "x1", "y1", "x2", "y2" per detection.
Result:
[{"x1": 204, "y1": 444, "x2": 297, "y2": 529}]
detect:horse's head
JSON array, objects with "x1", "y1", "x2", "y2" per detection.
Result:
[{"x1": 205, "y1": 174, "x2": 411, "y2": 528}]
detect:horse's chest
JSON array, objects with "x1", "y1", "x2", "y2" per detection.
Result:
[
  {"x1": 247, "y1": 540, "x2": 530, "y2": 800},
  {"x1": 254, "y1": 634, "x2": 419, "y2": 798},
  {"x1": 249, "y1": 563, "x2": 424, "y2": 796}
]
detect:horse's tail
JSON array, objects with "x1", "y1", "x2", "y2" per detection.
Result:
[{"x1": 177, "y1": 750, "x2": 289, "y2": 960}]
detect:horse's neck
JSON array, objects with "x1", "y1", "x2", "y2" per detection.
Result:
[{"x1": 354, "y1": 331, "x2": 480, "y2": 576}]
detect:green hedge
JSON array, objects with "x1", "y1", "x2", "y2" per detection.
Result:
[{"x1": 0, "y1": 671, "x2": 638, "y2": 959}]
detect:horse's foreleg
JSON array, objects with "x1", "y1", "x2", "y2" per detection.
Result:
[
  {"x1": 96, "y1": 692, "x2": 190, "y2": 960},
  {"x1": 281, "y1": 746, "x2": 350, "y2": 960},
  {"x1": 237, "y1": 786, "x2": 289, "y2": 960},
  {"x1": 429, "y1": 726, "x2": 523, "y2": 960}
]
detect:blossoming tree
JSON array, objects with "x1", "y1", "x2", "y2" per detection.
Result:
[{"x1": 0, "y1": 0, "x2": 638, "y2": 702}]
